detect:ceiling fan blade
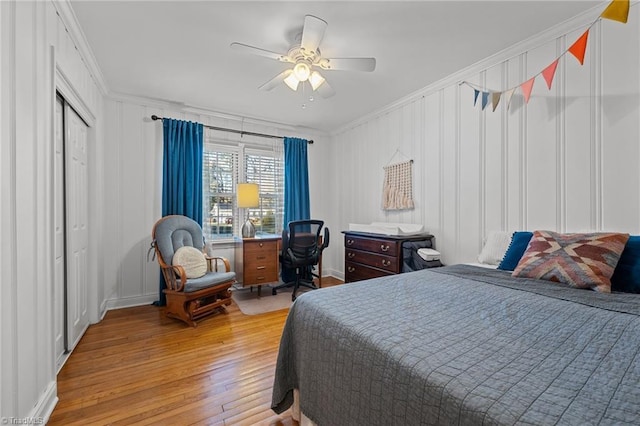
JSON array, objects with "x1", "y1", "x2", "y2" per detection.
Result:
[
  {"x1": 318, "y1": 57, "x2": 376, "y2": 72},
  {"x1": 230, "y1": 42, "x2": 291, "y2": 63},
  {"x1": 259, "y1": 69, "x2": 293, "y2": 91},
  {"x1": 315, "y1": 80, "x2": 335, "y2": 99},
  {"x1": 300, "y1": 15, "x2": 327, "y2": 55}
]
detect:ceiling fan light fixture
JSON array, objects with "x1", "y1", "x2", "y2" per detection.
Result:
[
  {"x1": 283, "y1": 72, "x2": 300, "y2": 91},
  {"x1": 293, "y1": 62, "x2": 311, "y2": 82},
  {"x1": 309, "y1": 71, "x2": 326, "y2": 91}
]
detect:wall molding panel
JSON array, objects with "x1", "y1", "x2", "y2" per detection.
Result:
[{"x1": 331, "y1": 5, "x2": 640, "y2": 267}]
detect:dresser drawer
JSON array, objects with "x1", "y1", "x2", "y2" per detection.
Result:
[
  {"x1": 345, "y1": 261, "x2": 393, "y2": 282},
  {"x1": 344, "y1": 235, "x2": 399, "y2": 256},
  {"x1": 345, "y1": 249, "x2": 398, "y2": 273}
]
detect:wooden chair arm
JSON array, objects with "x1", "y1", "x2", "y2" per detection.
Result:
[
  {"x1": 160, "y1": 265, "x2": 187, "y2": 292},
  {"x1": 205, "y1": 255, "x2": 231, "y2": 272}
]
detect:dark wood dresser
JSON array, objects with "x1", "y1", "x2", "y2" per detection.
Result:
[{"x1": 343, "y1": 231, "x2": 436, "y2": 283}]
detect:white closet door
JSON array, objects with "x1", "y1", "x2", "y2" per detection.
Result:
[
  {"x1": 65, "y1": 104, "x2": 90, "y2": 350},
  {"x1": 54, "y1": 96, "x2": 66, "y2": 369}
]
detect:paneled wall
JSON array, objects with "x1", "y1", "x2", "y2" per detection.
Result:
[
  {"x1": 101, "y1": 97, "x2": 332, "y2": 308},
  {"x1": 0, "y1": 0, "x2": 104, "y2": 421},
  {"x1": 328, "y1": 7, "x2": 640, "y2": 276}
]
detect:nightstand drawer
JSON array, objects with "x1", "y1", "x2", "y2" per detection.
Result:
[
  {"x1": 244, "y1": 240, "x2": 278, "y2": 256},
  {"x1": 244, "y1": 264, "x2": 278, "y2": 284}
]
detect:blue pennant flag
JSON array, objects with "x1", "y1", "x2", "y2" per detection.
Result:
[
  {"x1": 473, "y1": 89, "x2": 480, "y2": 106},
  {"x1": 481, "y1": 92, "x2": 490, "y2": 110}
]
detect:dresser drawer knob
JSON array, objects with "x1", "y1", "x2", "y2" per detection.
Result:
[
  {"x1": 380, "y1": 244, "x2": 389, "y2": 252},
  {"x1": 347, "y1": 252, "x2": 355, "y2": 259},
  {"x1": 381, "y1": 259, "x2": 391, "y2": 267},
  {"x1": 256, "y1": 266, "x2": 265, "y2": 270},
  {"x1": 346, "y1": 239, "x2": 354, "y2": 246},
  {"x1": 347, "y1": 266, "x2": 355, "y2": 273},
  {"x1": 259, "y1": 243, "x2": 263, "y2": 247}
]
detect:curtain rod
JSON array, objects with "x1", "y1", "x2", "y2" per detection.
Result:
[{"x1": 150, "y1": 115, "x2": 313, "y2": 144}]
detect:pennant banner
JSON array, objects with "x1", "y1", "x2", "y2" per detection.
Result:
[{"x1": 463, "y1": 0, "x2": 628, "y2": 112}]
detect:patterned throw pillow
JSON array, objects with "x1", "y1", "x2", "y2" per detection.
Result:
[{"x1": 512, "y1": 230, "x2": 629, "y2": 293}]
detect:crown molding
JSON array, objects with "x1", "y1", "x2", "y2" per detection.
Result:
[
  {"x1": 51, "y1": 0, "x2": 109, "y2": 96},
  {"x1": 331, "y1": 1, "x2": 611, "y2": 136},
  {"x1": 107, "y1": 91, "x2": 330, "y2": 140}
]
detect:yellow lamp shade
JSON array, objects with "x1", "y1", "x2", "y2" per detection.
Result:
[{"x1": 237, "y1": 183, "x2": 259, "y2": 208}]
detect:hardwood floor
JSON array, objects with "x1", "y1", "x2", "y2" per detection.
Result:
[{"x1": 49, "y1": 277, "x2": 343, "y2": 426}]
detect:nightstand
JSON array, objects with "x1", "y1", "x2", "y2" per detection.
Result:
[{"x1": 234, "y1": 236, "x2": 280, "y2": 296}]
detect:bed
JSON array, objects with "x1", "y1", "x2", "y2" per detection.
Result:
[{"x1": 271, "y1": 264, "x2": 640, "y2": 425}]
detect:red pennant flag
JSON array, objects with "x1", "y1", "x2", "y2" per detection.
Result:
[
  {"x1": 521, "y1": 78, "x2": 535, "y2": 104},
  {"x1": 569, "y1": 30, "x2": 589, "y2": 65},
  {"x1": 600, "y1": 0, "x2": 629, "y2": 24},
  {"x1": 542, "y1": 59, "x2": 559, "y2": 90}
]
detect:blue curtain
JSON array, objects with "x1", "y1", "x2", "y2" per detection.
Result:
[
  {"x1": 283, "y1": 137, "x2": 310, "y2": 226},
  {"x1": 156, "y1": 118, "x2": 203, "y2": 306},
  {"x1": 162, "y1": 119, "x2": 204, "y2": 225},
  {"x1": 282, "y1": 137, "x2": 310, "y2": 283}
]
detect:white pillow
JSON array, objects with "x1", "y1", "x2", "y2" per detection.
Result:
[
  {"x1": 172, "y1": 246, "x2": 207, "y2": 279},
  {"x1": 477, "y1": 231, "x2": 512, "y2": 265}
]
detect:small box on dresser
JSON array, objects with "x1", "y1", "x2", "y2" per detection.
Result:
[{"x1": 343, "y1": 231, "x2": 437, "y2": 283}]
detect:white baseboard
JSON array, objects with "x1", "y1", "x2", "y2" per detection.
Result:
[
  {"x1": 32, "y1": 380, "x2": 58, "y2": 425},
  {"x1": 105, "y1": 295, "x2": 157, "y2": 310},
  {"x1": 324, "y1": 270, "x2": 344, "y2": 281}
]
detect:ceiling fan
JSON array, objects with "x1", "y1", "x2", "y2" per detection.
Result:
[{"x1": 230, "y1": 15, "x2": 376, "y2": 99}]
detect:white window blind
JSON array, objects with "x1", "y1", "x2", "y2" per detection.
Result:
[
  {"x1": 203, "y1": 146, "x2": 238, "y2": 239},
  {"x1": 203, "y1": 142, "x2": 284, "y2": 240}
]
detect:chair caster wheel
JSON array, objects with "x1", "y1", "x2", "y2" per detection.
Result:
[{"x1": 272, "y1": 288, "x2": 277, "y2": 296}]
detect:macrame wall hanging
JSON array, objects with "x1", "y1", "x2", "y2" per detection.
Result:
[{"x1": 382, "y1": 151, "x2": 414, "y2": 211}]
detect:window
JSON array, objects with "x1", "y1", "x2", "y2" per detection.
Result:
[
  {"x1": 245, "y1": 149, "x2": 284, "y2": 236},
  {"x1": 203, "y1": 142, "x2": 284, "y2": 241}
]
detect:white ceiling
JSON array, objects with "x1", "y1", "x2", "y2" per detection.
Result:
[{"x1": 70, "y1": 1, "x2": 601, "y2": 133}]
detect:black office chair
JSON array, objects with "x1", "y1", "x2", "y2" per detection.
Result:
[{"x1": 272, "y1": 220, "x2": 330, "y2": 301}]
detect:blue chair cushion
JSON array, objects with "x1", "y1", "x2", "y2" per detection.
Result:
[
  {"x1": 184, "y1": 271, "x2": 236, "y2": 293},
  {"x1": 155, "y1": 215, "x2": 204, "y2": 265}
]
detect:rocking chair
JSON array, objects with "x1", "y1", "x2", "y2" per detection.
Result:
[{"x1": 151, "y1": 215, "x2": 235, "y2": 327}]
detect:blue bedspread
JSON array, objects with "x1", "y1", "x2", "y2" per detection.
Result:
[{"x1": 272, "y1": 264, "x2": 640, "y2": 425}]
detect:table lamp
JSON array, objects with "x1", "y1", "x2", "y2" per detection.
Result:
[{"x1": 237, "y1": 183, "x2": 259, "y2": 238}]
